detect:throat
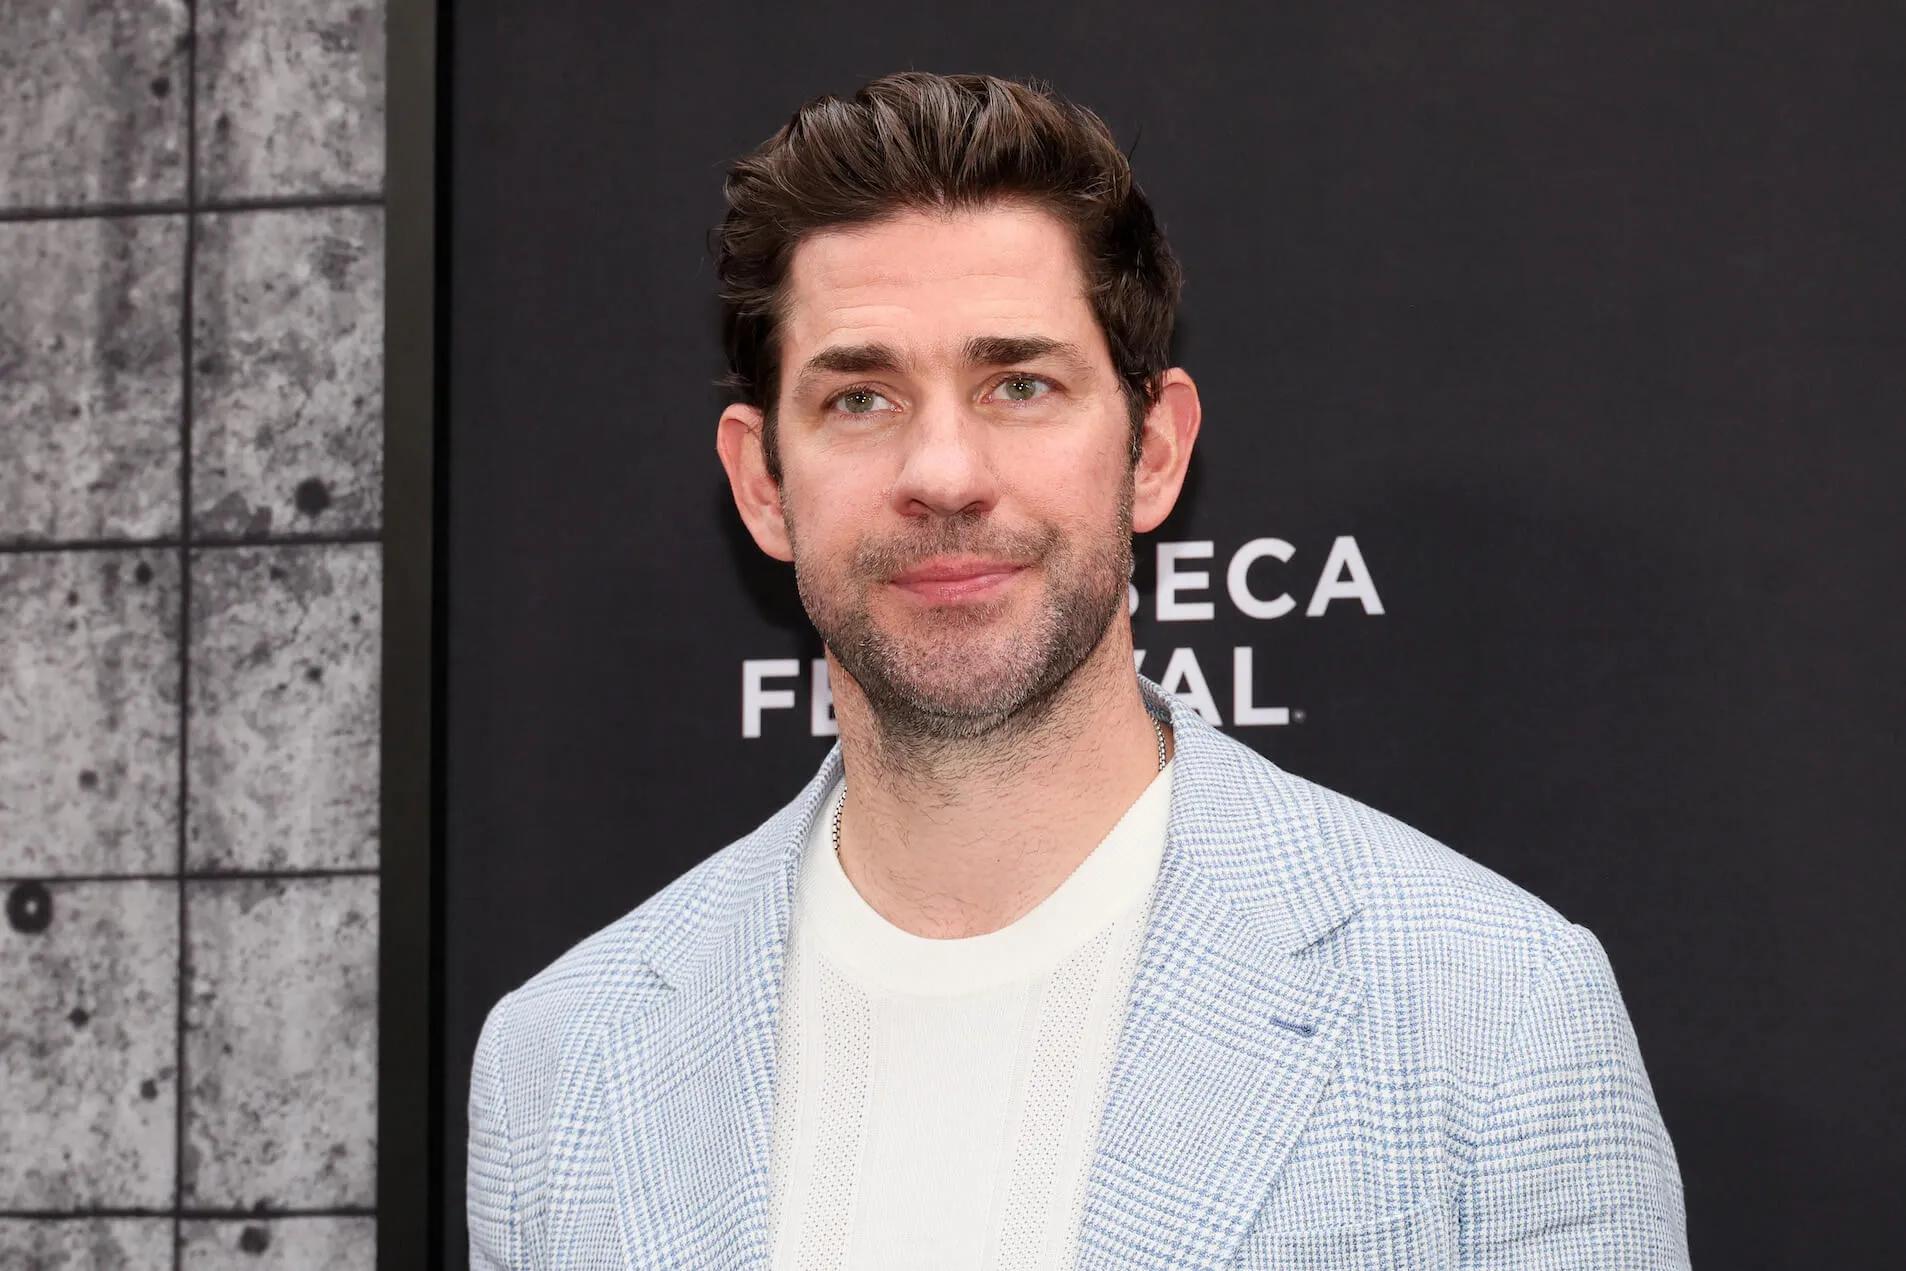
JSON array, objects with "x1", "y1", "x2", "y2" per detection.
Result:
[{"x1": 828, "y1": 708, "x2": 1170, "y2": 940}]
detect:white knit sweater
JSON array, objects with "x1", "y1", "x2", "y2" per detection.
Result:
[{"x1": 768, "y1": 765, "x2": 1172, "y2": 1271}]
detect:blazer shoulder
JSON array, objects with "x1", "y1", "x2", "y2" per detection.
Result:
[
  {"x1": 1293, "y1": 766, "x2": 1578, "y2": 949},
  {"x1": 477, "y1": 758, "x2": 832, "y2": 1069},
  {"x1": 494, "y1": 832, "x2": 765, "y2": 1031},
  {"x1": 1176, "y1": 712, "x2": 1575, "y2": 951},
  {"x1": 1238, "y1": 756, "x2": 1640, "y2": 1089},
  {"x1": 469, "y1": 824, "x2": 786, "y2": 1200}
]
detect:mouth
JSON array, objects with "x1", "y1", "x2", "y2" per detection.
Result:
[{"x1": 888, "y1": 556, "x2": 1027, "y2": 604}]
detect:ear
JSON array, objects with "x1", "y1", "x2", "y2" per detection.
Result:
[
  {"x1": 716, "y1": 404, "x2": 794, "y2": 562},
  {"x1": 1131, "y1": 368, "x2": 1202, "y2": 534}
]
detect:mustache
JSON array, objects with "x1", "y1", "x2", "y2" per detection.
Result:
[{"x1": 850, "y1": 516, "x2": 1061, "y2": 579}]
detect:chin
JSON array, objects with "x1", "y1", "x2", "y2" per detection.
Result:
[
  {"x1": 882, "y1": 627, "x2": 1089, "y2": 723},
  {"x1": 901, "y1": 674, "x2": 1034, "y2": 719}
]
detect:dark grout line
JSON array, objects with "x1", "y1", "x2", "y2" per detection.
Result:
[
  {"x1": 0, "y1": 530, "x2": 384, "y2": 556},
  {"x1": 196, "y1": 192, "x2": 386, "y2": 215},
  {"x1": 0, "y1": 537, "x2": 182, "y2": 555},
  {"x1": 1, "y1": 868, "x2": 381, "y2": 886},
  {"x1": 0, "y1": 1207, "x2": 378, "y2": 1221},
  {"x1": 175, "y1": 9, "x2": 198, "y2": 1262},
  {"x1": 0, "y1": 192, "x2": 384, "y2": 225},
  {"x1": 0, "y1": 201, "x2": 187, "y2": 222}
]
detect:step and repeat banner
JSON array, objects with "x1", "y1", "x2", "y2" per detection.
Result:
[{"x1": 441, "y1": 1, "x2": 1903, "y2": 1263}]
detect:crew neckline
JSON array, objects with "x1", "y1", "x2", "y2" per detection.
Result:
[{"x1": 797, "y1": 764, "x2": 1173, "y2": 996}]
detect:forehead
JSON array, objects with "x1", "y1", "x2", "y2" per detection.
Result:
[{"x1": 780, "y1": 204, "x2": 1100, "y2": 360}]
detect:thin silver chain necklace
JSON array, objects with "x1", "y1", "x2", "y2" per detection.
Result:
[{"x1": 831, "y1": 714, "x2": 1168, "y2": 856}]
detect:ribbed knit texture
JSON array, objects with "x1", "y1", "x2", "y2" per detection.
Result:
[{"x1": 769, "y1": 767, "x2": 1173, "y2": 1271}]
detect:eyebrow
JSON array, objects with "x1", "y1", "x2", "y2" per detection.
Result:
[
  {"x1": 960, "y1": 335, "x2": 1091, "y2": 375},
  {"x1": 789, "y1": 342, "x2": 908, "y2": 403},
  {"x1": 800, "y1": 342, "x2": 909, "y2": 379}
]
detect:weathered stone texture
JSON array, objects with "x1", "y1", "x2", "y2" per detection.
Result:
[
  {"x1": 0, "y1": 880, "x2": 176, "y2": 1208},
  {"x1": 6, "y1": 0, "x2": 390, "y2": 1230},
  {"x1": 182, "y1": 876, "x2": 377, "y2": 1208},
  {"x1": 179, "y1": 1216, "x2": 376, "y2": 1269},
  {"x1": 0, "y1": 1218, "x2": 173, "y2": 1268},
  {"x1": 187, "y1": 545, "x2": 380, "y2": 871},
  {"x1": 0, "y1": 0, "x2": 188, "y2": 210},
  {"x1": 196, "y1": 0, "x2": 386, "y2": 199},
  {"x1": 0, "y1": 551, "x2": 180, "y2": 877},
  {"x1": 0, "y1": 216, "x2": 183, "y2": 543},
  {"x1": 191, "y1": 208, "x2": 384, "y2": 539}
]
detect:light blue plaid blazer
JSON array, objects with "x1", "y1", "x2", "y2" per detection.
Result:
[{"x1": 469, "y1": 683, "x2": 1688, "y2": 1268}]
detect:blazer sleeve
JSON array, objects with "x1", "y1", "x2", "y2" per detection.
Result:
[
  {"x1": 468, "y1": 993, "x2": 521, "y2": 1271},
  {"x1": 1456, "y1": 922, "x2": 1689, "y2": 1269}
]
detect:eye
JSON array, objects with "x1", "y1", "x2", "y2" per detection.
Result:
[
  {"x1": 830, "y1": 386, "x2": 895, "y2": 415},
  {"x1": 991, "y1": 375, "x2": 1052, "y2": 403}
]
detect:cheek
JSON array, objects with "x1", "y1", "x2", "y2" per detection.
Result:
[
  {"x1": 782, "y1": 472, "x2": 875, "y2": 564},
  {"x1": 999, "y1": 428, "x2": 1132, "y2": 531}
]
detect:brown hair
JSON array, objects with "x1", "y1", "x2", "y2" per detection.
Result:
[{"x1": 716, "y1": 72, "x2": 1183, "y2": 476}]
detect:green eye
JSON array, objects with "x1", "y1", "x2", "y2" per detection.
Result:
[
  {"x1": 836, "y1": 388, "x2": 889, "y2": 413},
  {"x1": 999, "y1": 377, "x2": 1045, "y2": 401}
]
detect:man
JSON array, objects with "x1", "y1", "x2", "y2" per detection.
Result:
[{"x1": 469, "y1": 73, "x2": 1686, "y2": 1269}]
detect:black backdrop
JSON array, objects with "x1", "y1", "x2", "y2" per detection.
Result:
[{"x1": 440, "y1": 2, "x2": 1906, "y2": 1264}]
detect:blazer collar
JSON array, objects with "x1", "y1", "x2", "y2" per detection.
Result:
[
  {"x1": 590, "y1": 751, "x2": 838, "y2": 1267},
  {"x1": 596, "y1": 680, "x2": 1361, "y2": 1268},
  {"x1": 1138, "y1": 677, "x2": 1358, "y2": 947},
  {"x1": 1077, "y1": 683, "x2": 1366, "y2": 1269}
]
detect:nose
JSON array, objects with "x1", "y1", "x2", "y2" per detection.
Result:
[{"x1": 888, "y1": 394, "x2": 999, "y2": 520}]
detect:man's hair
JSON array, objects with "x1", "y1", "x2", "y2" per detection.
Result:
[{"x1": 716, "y1": 72, "x2": 1183, "y2": 477}]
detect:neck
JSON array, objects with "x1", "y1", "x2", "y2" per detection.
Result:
[{"x1": 827, "y1": 626, "x2": 1169, "y2": 939}]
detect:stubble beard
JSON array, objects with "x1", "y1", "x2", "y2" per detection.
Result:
[{"x1": 792, "y1": 488, "x2": 1133, "y2": 757}]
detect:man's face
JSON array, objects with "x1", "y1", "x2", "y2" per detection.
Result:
[{"x1": 768, "y1": 204, "x2": 1139, "y2": 740}]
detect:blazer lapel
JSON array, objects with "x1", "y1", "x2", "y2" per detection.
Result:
[
  {"x1": 572, "y1": 686, "x2": 1357, "y2": 1269},
  {"x1": 594, "y1": 753, "x2": 840, "y2": 1269},
  {"x1": 1076, "y1": 692, "x2": 1366, "y2": 1271}
]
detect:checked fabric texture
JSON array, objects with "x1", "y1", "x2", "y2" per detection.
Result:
[{"x1": 469, "y1": 683, "x2": 1688, "y2": 1269}]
